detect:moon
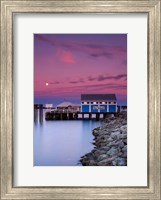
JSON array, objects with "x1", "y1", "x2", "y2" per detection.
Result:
[{"x1": 46, "y1": 82, "x2": 49, "y2": 86}]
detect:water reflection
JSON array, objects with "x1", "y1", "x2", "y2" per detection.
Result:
[
  {"x1": 34, "y1": 108, "x2": 43, "y2": 124},
  {"x1": 34, "y1": 110, "x2": 101, "y2": 166},
  {"x1": 34, "y1": 109, "x2": 38, "y2": 123}
]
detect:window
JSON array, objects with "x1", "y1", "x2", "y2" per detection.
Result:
[
  {"x1": 82, "y1": 102, "x2": 84, "y2": 104},
  {"x1": 91, "y1": 102, "x2": 93, "y2": 104},
  {"x1": 100, "y1": 106, "x2": 105, "y2": 110},
  {"x1": 93, "y1": 102, "x2": 97, "y2": 104},
  {"x1": 87, "y1": 102, "x2": 89, "y2": 104},
  {"x1": 84, "y1": 102, "x2": 87, "y2": 104},
  {"x1": 109, "y1": 102, "x2": 111, "y2": 104},
  {"x1": 93, "y1": 106, "x2": 98, "y2": 110}
]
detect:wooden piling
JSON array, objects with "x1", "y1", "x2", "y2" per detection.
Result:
[
  {"x1": 69, "y1": 113, "x2": 73, "y2": 120},
  {"x1": 74, "y1": 113, "x2": 78, "y2": 119},
  {"x1": 34, "y1": 104, "x2": 38, "y2": 109},
  {"x1": 96, "y1": 113, "x2": 100, "y2": 121},
  {"x1": 45, "y1": 111, "x2": 117, "y2": 121},
  {"x1": 103, "y1": 113, "x2": 107, "y2": 119},
  {"x1": 34, "y1": 108, "x2": 38, "y2": 122},
  {"x1": 39, "y1": 108, "x2": 43, "y2": 123}
]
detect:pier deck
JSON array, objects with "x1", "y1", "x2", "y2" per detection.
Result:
[
  {"x1": 34, "y1": 104, "x2": 117, "y2": 122},
  {"x1": 45, "y1": 111, "x2": 116, "y2": 121}
]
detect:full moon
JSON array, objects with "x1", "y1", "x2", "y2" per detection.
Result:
[{"x1": 46, "y1": 82, "x2": 49, "y2": 86}]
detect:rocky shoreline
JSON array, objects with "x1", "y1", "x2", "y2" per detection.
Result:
[{"x1": 80, "y1": 112, "x2": 127, "y2": 166}]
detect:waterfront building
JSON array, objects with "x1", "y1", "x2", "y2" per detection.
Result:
[
  {"x1": 81, "y1": 94, "x2": 117, "y2": 113},
  {"x1": 45, "y1": 104, "x2": 53, "y2": 109},
  {"x1": 70, "y1": 104, "x2": 81, "y2": 112},
  {"x1": 56, "y1": 101, "x2": 81, "y2": 112}
]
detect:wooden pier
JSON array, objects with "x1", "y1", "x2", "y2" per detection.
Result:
[
  {"x1": 34, "y1": 104, "x2": 116, "y2": 122},
  {"x1": 45, "y1": 111, "x2": 115, "y2": 121}
]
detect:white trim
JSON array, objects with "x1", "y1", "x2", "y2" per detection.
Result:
[
  {"x1": 89, "y1": 104, "x2": 91, "y2": 112},
  {"x1": 107, "y1": 104, "x2": 109, "y2": 112}
]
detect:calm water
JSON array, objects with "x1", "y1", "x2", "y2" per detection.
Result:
[{"x1": 34, "y1": 110, "x2": 101, "y2": 166}]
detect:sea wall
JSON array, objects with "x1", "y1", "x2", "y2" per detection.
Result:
[{"x1": 80, "y1": 112, "x2": 127, "y2": 166}]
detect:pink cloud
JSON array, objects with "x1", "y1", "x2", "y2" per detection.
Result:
[{"x1": 58, "y1": 50, "x2": 77, "y2": 64}]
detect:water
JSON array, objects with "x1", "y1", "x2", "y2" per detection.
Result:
[{"x1": 34, "y1": 110, "x2": 102, "y2": 166}]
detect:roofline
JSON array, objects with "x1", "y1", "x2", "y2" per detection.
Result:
[
  {"x1": 81, "y1": 99, "x2": 116, "y2": 101},
  {"x1": 81, "y1": 94, "x2": 117, "y2": 101}
]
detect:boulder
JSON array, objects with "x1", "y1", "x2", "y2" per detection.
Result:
[
  {"x1": 107, "y1": 147, "x2": 119, "y2": 156},
  {"x1": 80, "y1": 112, "x2": 127, "y2": 166},
  {"x1": 98, "y1": 154, "x2": 108, "y2": 161}
]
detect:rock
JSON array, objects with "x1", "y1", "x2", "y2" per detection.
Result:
[
  {"x1": 93, "y1": 129, "x2": 99, "y2": 136},
  {"x1": 122, "y1": 145, "x2": 127, "y2": 152},
  {"x1": 104, "y1": 146, "x2": 111, "y2": 152},
  {"x1": 122, "y1": 152, "x2": 127, "y2": 158},
  {"x1": 115, "y1": 157, "x2": 127, "y2": 166},
  {"x1": 118, "y1": 141, "x2": 124, "y2": 148},
  {"x1": 98, "y1": 155, "x2": 118, "y2": 166},
  {"x1": 106, "y1": 137, "x2": 113, "y2": 142},
  {"x1": 120, "y1": 134, "x2": 127, "y2": 139},
  {"x1": 89, "y1": 160, "x2": 96, "y2": 166},
  {"x1": 80, "y1": 112, "x2": 127, "y2": 166},
  {"x1": 98, "y1": 154, "x2": 108, "y2": 161},
  {"x1": 120, "y1": 125, "x2": 127, "y2": 131},
  {"x1": 107, "y1": 147, "x2": 119, "y2": 156},
  {"x1": 123, "y1": 139, "x2": 127, "y2": 144},
  {"x1": 111, "y1": 131, "x2": 120, "y2": 139}
]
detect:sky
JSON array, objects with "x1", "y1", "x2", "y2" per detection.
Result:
[{"x1": 34, "y1": 34, "x2": 127, "y2": 106}]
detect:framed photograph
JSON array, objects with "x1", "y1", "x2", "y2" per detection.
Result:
[
  {"x1": 34, "y1": 33, "x2": 127, "y2": 167},
  {"x1": 0, "y1": 0, "x2": 160, "y2": 199}
]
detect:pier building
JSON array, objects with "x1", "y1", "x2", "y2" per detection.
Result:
[
  {"x1": 56, "y1": 101, "x2": 81, "y2": 112},
  {"x1": 81, "y1": 94, "x2": 117, "y2": 113},
  {"x1": 45, "y1": 104, "x2": 53, "y2": 109}
]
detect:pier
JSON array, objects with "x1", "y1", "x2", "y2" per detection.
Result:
[
  {"x1": 34, "y1": 104, "x2": 117, "y2": 122},
  {"x1": 34, "y1": 104, "x2": 43, "y2": 123},
  {"x1": 45, "y1": 111, "x2": 115, "y2": 121}
]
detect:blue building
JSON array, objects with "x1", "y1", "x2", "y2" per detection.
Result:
[{"x1": 81, "y1": 94, "x2": 117, "y2": 113}]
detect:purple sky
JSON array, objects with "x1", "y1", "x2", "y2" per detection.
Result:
[{"x1": 34, "y1": 34, "x2": 127, "y2": 106}]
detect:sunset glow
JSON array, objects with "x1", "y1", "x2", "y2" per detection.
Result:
[{"x1": 34, "y1": 34, "x2": 127, "y2": 106}]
